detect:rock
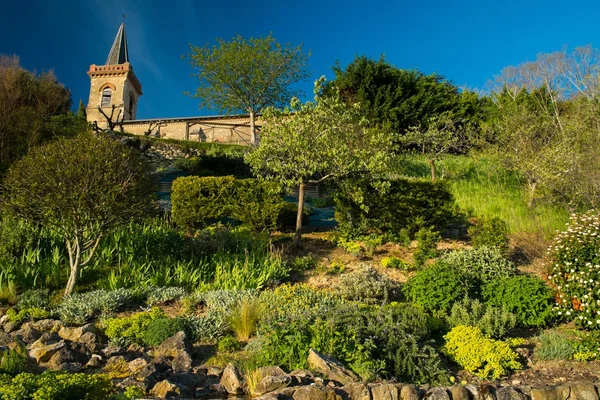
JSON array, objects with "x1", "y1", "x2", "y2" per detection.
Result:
[
  {"x1": 220, "y1": 363, "x2": 245, "y2": 394},
  {"x1": 116, "y1": 377, "x2": 151, "y2": 394},
  {"x1": 307, "y1": 348, "x2": 359, "y2": 386},
  {"x1": 102, "y1": 345, "x2": 125, "y2": 357},
  {"x1": 4, "y1": 321, "x2": 20, "y2": 333},
  {"x1": 47, "y1": 347, "x2": 75, "y2": 370},
  {"x1": 371, "y1": 384, "x2": 400, "y2": 400},
  {"x1": 424, "y1": 387, "x2": 450, "y2": 400},
  {"x1": 57, "y1": 323, "x2": 95, "y2": 342},
  {"x1": 0, "y1": 332, "x2": 13, "y2": 346},
  {"x1": 155, "y1": 331, "x2": 191, "y2": 358},
  {"x1": 28, "y1": 340, "x2": 65, "y2": 363},
  {"x1": 172, "y1": 350, "x2": 193, "y2": 373},
  {"x1": 447, "y1": 386, "x2": 470, "y2": 400},
  {"x1": 569, "y1": 384, "x2": 599, "y2": 400},
  {"x1": 350, "y1": 383, "x2": 371, "y2": 400},
  {"x1": 292, "y1": 385, "x2": 339, "y2": 400},
  {"x1": 127, "y1": 343, "x2": 144, "y2": 358},
  {"x1": 254, "y1": 374, "x2": 293, "y2": 396},
  {"x1": 496, "y1": 387, "x2": 527, "y2": 400},
  {"x1": 78, "y1": 332, "x2": 100, "y2": 353},
  {"x1": 30, "y1": 332, "x2": 60, "y2": 348},
  {"x1": 290, "y1": 369, "x2": 314, "y2": 385},
  {"x1": 195, "y1": 386, "x2": 228, "y2": 399},
  {"x1": 206, "y1": 365, "x2": 224, "y2": 377},
  {"x1": 531, "y1": 386, "x2": 570, "y2": 400},
  {"x1": 104, "y1": 355, "x2": 130, "y2": 379},
  {"x1": 58, "y1": 362, "x2": 82, "y2": 373},
  {"x1": 151, "y1": 379, "x2": 183, "y2": 399},
  {"x1": 400, "y1": 385, "x2": 419, "y2": 400},
  {"x1": 11, "y1": 323, "x2": 41, "y2": 344},
  {"x1": 32, "y1": 319, "x2": 61, "y2": 332},
  {"x1": 127, "y1": 357, "x2": 149, "y2": 374},
  {"x1": 85, "y1": 354, "x2": 102, "y2": 368}
]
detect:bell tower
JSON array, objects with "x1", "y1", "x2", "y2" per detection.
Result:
[{"x1": 86, "y1": 22, "x2": 142, "y2": 129}]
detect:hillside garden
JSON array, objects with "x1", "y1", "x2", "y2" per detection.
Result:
[{"x1": 1, "y1": 49, "x2": 600, "y2": 399}]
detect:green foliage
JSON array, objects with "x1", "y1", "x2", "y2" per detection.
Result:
[
  {"x1": 246, "y1": 78, "x2": 395, "y2": 243},
  {"x1": 183, "y1": 312, "x2": 229, "y2": 342},
  {"x1": 57, "y1": 288, "x2": 138, "y2": 325},
  {"x1": 337, "y1": 238, "x2": 362, "y2": 256},
  {"x1": 0, "y1": 346, "x2": 29, "y2": 376},
  {"x1": 0, "y1": 55, "x2": 72, "y2": 172},
  {"x1": 404, "y1": 263, "x2": 476, "y2": 313},
  {"x1": 535, "y1": 331, "x2": 576, "y2": 361},
  {"x1": 363, "y1": 234, "x2": 383, "y2": 257},
  {"x1": 104, "y1": 308, "x2": 173, "y2": 347},
  {"x1": 144, "y1": 286, "x2": 186, "y2": 306},
  {"x1": 228, "y1": 297, "x2": 262, "y2": 341},
  {"x1": 335, "y1": 265, "x2": 401, "y2": 304},
  {"x1": 548, "y1": 211, "x2": 600, "y2": 329},
  {"x1": 257, "y1": 301, "x2": 447, "y2": 384},
  {"x1": 447, "y1": 297, "x2": 516, "y2": 339},
  {"x1": 171, "y1": 176, "x2": 283, "y2": 232},
  {"x1": 468, "y1": 217, "x2": 510, "y2": 254},
  {"x1": 5, "y1": 308, "x2": 51, "y2": 324},
  {"x1": 324, "y1": 55, "x2": 484, "y2": 138},
  {"x1": 123, "y1": 386, "x2": 144, "y2": 399},
  {"x1": 413, "y1": 227, "x2": 441, "y2": 268},
  {"x1": 334, "y1": 178, "x2": 455, "y2": 239},
  {"x1": 2, "y1": 133, "x2": 157, "y2": 295},
  {"x1": 277, "y1": 202, "x2": 310, "y2": 231},
  {"x1": 172, "y1": 148, "x2": 252, "y2": 178},
  {"x1": 140, "y1": 317, "x2": 187, "y2": 347},
  {"x1": 16, "y1": 290, "x2": 50, "y2": 310},
  {"x1": 438, "y1": 246, "x2": 517, "y2": 282},
  {"x1": 309, "y1": 197, "x2": 332, "y2": 208},
  {"x1": 186, "y1": 33, "x2": 311, "y2": 144},
  {"x1": 381, "y1": 256, "x2": 411, "y2": 270},
  {"x1": 444, "y1": 325, "x2": 521, "y2": 379},
  {"x1": 0, "y1": 371, "x2": 116, "y2": 399},
  {"x1": 218, "y1": 336, "x2": 242, "y2": 352},
  {"x1": 289, "y1": 254, "x2": 318, "y2": 272},
  {"x1": 482, "y1": 275, "x2": 555, "y2": 328}
]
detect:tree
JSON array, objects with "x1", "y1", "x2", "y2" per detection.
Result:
[
  {"x1": 401, "y1": 113, "x2": 472, "y2": 181},
  {"x1": 1, "y1": 133, "x2": 156, "y2": 295},
  {"x1": 246, "y1": 78, "x2": 395, "y2": 246},
  {"x1": 77, "y1": 99, "x2": 87, "y2": 120},
  {"x1": 324, "y1": 55, "x2": 484, "y2": 138},
  {"x1": 185, "y1": 33, "x2": 311, "y2": 145},
  {"x1": 0, "y1": 55, "x2": 71, "y2": 171}
]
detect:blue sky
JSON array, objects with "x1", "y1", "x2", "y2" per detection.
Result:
[{"x1": 1, "y1": 0, "x2": 599, "y2": 119}]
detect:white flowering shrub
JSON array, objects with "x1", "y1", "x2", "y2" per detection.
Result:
[{"x1": 548, "y1": 211, "x2": 600, "y2": 329}]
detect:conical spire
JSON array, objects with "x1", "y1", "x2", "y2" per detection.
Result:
[{"x1": 106, "y1": 22, "x2": 129, "y2": 65}]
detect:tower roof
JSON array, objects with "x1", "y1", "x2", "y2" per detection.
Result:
[{"x1": 106, "y1": 23, "x2": 129, "y2": 65}]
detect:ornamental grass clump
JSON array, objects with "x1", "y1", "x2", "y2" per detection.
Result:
[{"x1": 548, "y1": 211, "x2": 600, "y2": 329}]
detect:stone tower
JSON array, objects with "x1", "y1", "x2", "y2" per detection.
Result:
[{"x1": 86, "y1": 22, "x2": 142, "y2": 128}]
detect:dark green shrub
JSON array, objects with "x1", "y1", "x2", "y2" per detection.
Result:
[
  {"x1": 0, "y1": 371, "x2": 116, "y2": 399},
  {"x1": 438, "y1": 246, "x2": 517, "y2": 282},
  {"x1": 140, "y1": 317, "x2": 187, "y2": 347},
  {"x1": 482, "y1": 275, "x2": 555, "y2": 328},
  {"x1": 335, "y1": 178, "x2": 455, "y2": 238},
  {"x1": 413, "y1": 227, "x2": 441, "y2": 268},
  {"x1": 290, "y1": 254, "x2": 318, "y2": 272},
  {"x1": 468, "y1": 217, "x2": 510, "y2": 254},
  {"x1": 277, "y1": 202, "x2": 310, "y2": 231},
  {"x1": 16, "y1": 289, "x2": 50, "y2": 309},
  {"x1": 535, "y1": 331, "x2": 576, "y2": 361},
  {"x1": 403, "y1": 263, "x2": 476, "y2": 313},
  {"x1": 218, "y1": 336, "x2": 242, "y2": 352},
  {"x1": 447, "y1": 297, "x2": 516, "y2": 339},
  {"x1": 171, "y1": 176, "x2": 283, "y2": 232}
]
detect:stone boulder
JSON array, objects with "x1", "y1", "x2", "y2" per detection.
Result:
[
  {"x1": 155, "y1": 331, "x2": 191, "y2": 358},
  {"x1": 371, "y1": 383, "x2": 400, "y2": 400},
  {"x1": 307, "y1": 348, "x2": 359, "y2": 386},
  {"x1": 150, "y1": 379, "x2": 192, "y2": 399},
  {"x1": 253, "y1": 368, "x2": 292, "y2": 396},
  {"x1": 28, "y1": 340, "x2": 65, "y2": 363},
  {"x1": 220, "y1": 363, "x2": 245, "y2": 395},
  {"x1": 292, "y1": 384, "x2": 340, "y2": 400},
  {"x1": 57, "y1": 323, "x2": 96, "y2": 342}
]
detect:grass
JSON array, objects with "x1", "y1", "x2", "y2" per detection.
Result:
[
  {"x1": 398, "y1": 153, "x2": 569, "y2": 238},
  {"x1": 229, "y1": 297, "x2": 262, "y2": 342}
]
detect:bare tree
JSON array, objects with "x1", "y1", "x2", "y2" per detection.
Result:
[{"x1": 96, "y1": 104, "x2": 124, "y2": 132}]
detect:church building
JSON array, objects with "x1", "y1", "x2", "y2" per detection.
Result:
[{"x1": 86, "y1": 23, "x2": 258, "y2": 145}]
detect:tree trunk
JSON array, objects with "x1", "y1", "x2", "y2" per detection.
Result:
[
  {"x1": 293, "y1": 182, "x2": 306, "y2": 247},
  {"x1": 64, "y1": 237, "x2": 81, "y2": 296},
  {"x1": 249, "y1": 109, "x2": 256, "y2": 146},
  {"x1": 527, "y1": 180, "x2": 537, "y2": 208},
  {"x1": 428, "y1": 159, "x2": 436, "y2": 181}
]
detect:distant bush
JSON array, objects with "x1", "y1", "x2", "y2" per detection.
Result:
[
  {"x1": 535, "y1": 331, "x2": 576, "y2": 361},
  {"x1": 335, "y1": 265, "x2": 401, "y2": 304},
  {"x1": 447, "y1": 297, "x2": 516, "y2": 339},
  {"x1": 468, "y1": 217, "x2": 510, "y2": 254},
  {"x1": 548, "y1": 211, "x2": 600, "y2": 329},
  {"x1": 276, "y1": 202, "x2": 310, "y2": 231},
  {"x1": 289, "y1": 254, "x2": 318, "y2": 272},
  {"x1": 381, "y1": 256, "x2": 411, "y2": 270},
  {"x1": 404, "y1": 263, "x2": 476, "y2": 313},
  {"x1": 444, "y1": 325, "x2": 521, "y2": 379},
  {"x1": 218, "y1": 336, "x2": 242, "y2": 352},
  {"x1": 140, "y1": 316, "x2": 187, "y2": 347},
  {"x1": 334, "y1": 178, "x2": 455, "y2": 239},
  {"x1": 171, "y1": 176, "x2": 283, "y2": 232},
  {"x1": 482, "y1": 275, "x2": 554, "y2": 328},
  {"x1": 413, "y1": 227, "x2": 441, "y2": 268},
  {"x1": 438, "y1": 246, "x2": 517, "y2": 282}
]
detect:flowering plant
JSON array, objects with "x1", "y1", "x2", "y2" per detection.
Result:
[{"x1": 548, "y1": 211, "x2": 600, "y2": 329}]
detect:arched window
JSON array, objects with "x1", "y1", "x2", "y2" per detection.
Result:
[
  {"x1": 128, "y1": 93, "x2": 135, "y2": 118},
  {"x1": 101, "y1": 88, "x2": 112, "y2": 107}
]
